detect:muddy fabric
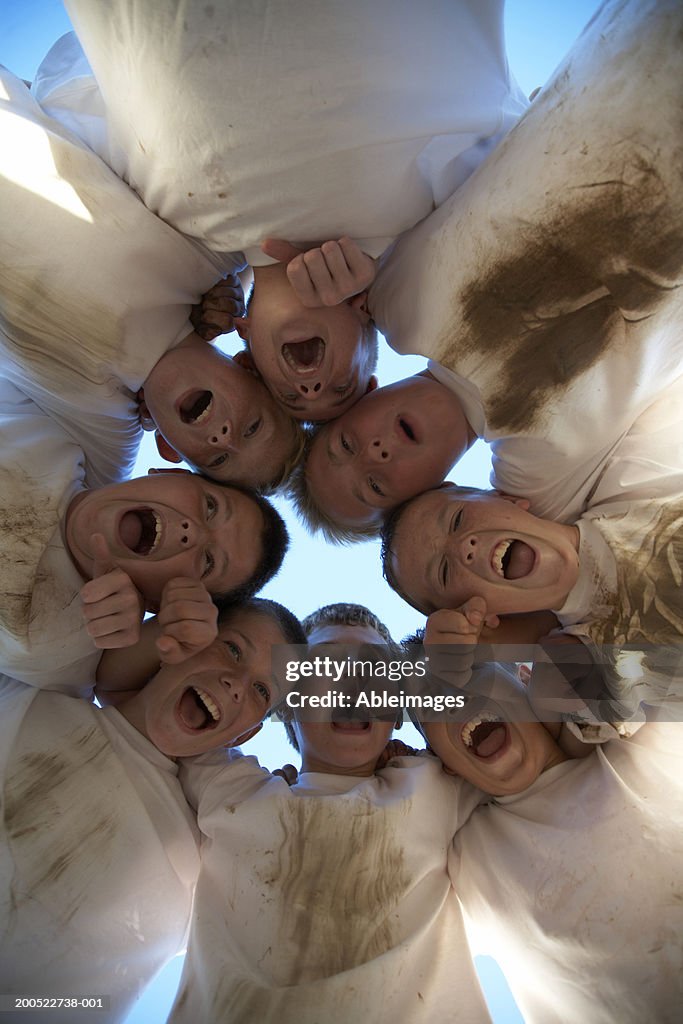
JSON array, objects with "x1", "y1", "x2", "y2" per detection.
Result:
[
  {"x1": 0, "y1": 675, "x2": 199, "y2": 1024},
  {"x1": 43, "y1": 1, "x2": 526, "y2": 267},
  {"x1": 452, "y1": 725, "x2": 683, "y2": 1024},
  {"x1": 372, "y1": 0, "x2": 683, "y2": 515},
  {"x1": 0, "y1": 66, "x2": 219, "y2": 488},
  {"x1": 175, "y1": 750, "x2": 489, "y2": 1024}
]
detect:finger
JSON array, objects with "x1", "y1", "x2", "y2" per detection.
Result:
[
  {"x1": 81, "y1": 567, "x2": 132, "y2": 605},
  {"x1": 161, "y1": 620, "x2": 216, "y2": 646},
  {"x1": 90, "y1": 532, "x2": 115, "y2": 579},
  {"x1": 260, "y1": 238, "x2": 305, "y2": 265},
  {"x1": 156, "y1": 635, "x2": 185, "y2": 663},
  {"x1": 82, "y1": 590, "x2": 140, "y2": 621},
  {"x1": 85, "y1": 612, "x2": 140, "y2": 641},
  {"x1": 286, "y1": 254, "x2": 323, "y2": 307},
  {"x1": 337, "y1": 237, "x2": 376, "y2": 290}
]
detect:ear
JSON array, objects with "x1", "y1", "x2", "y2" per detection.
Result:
[
  {"x1": 233, "y1": 316, "x2": 251, "y2": 342},
  {"x1": 137, "y1": 389, "x2": 156, "y2": 432},
  {"x1": 230, "y1": 722, "x2": 263, "y2": 747},
  {"x1": 232, "y1": 348, "x2": 261, "y2": 379},
  {"x1": 365, "y1": 374, "x2": 379, "y2": 395},
  {"x1": 154, "y1": 431, "x2": 184, "y2": 464},
  {"x1": 498, "y1": 493, "x2": 531, "y2": 511}
]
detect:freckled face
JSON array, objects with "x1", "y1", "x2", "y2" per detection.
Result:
[
  {"x1": 143, "y1": 339, "x2": 299, "y2": 488},
  {"x1": 306, "y1": 375, "x2": 472, "y2": 528},
  {"x1": 389, "y1": 487, "x2": 580, "y2": 615},
  {"x1": 246, "y1": 271, "x2": 375, "y2": 421},
  {"x1": 127, "y1": 608, "x2": 288, "y2": 757},
  {"x1": 65, "y1": 474, "x2": 264, "y2": 607}
]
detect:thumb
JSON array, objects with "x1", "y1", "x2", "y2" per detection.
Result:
[
  {"x1": 90, "y1": 532, "x2": 115, "y2": 578},
  {"x1": 260, "y1": 238, "x2": 304, "y2": 265}
]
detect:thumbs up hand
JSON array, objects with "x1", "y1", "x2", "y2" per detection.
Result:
[{"x1": 80, "y1": 533, "x2": 145, "y2": 649}]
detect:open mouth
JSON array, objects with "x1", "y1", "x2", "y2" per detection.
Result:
[
  {"x1": 118, "y1": 507, "x2": 162, "y2": 556},
  {"x1": 331, "y1": 721, "x2": 371, "y2": 733},
  {"x1": 179, "y1": 390, "x2": 213, "y2": 424},
  {"x1": 491, "y1": 539, "x2": 535, "y2": 579},
  {"x1": 177, "y1": 686, "x2": 222, "y2": 731},
  {"x1": 461, "y1": 713, "x2": 508, "y2": 758},
  {"x1": 281, "y1": 338, "x2": 325, "y2": 373}
]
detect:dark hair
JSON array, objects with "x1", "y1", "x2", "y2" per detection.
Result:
[
  {"x1": 380, "y1": 496, "x2": 422, "y2": 610},
  {"x1": 205, "y1": 480, "x2": 289, "y2": 602},
  {"x1": 217, "y1": 596, "x2": 306, "y2": 646},
  {"x1": 303, "y1": 603, "x2": 395, "y2": 645}
]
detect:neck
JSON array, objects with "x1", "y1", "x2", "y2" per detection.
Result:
[
  {"x1": 421, "y1": 368, "x2": 477, "y2": 448},
  {"x1": 300, "y1": 753, "x2": 377, "y2": 778}
]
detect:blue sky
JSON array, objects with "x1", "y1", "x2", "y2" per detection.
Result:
[{"x1": 1, "y1": 2, "x2": 600, "y2": 1021}]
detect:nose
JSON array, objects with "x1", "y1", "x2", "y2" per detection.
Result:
[
  {"x1": 178, "y1": 518, "x2": 200, "y2": 548},
  {"x1": 295, "y1": 380, "x2": 322, "y2": 397},
  {"x1": 460, "y1": 535, "x2": 477, "y2": 563},
  {"x1": 220, "y1": 673, "x2": 247, "y2": 703},
  {"x1": 367, "y1": 438, "x2": 390, "y2": 463},
  {"x1": 209, "y1": 421, "x2": 232, "y2": 446}
]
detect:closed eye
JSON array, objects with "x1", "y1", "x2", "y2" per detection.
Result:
[
  {"x1": 244, "y1": 418, "x2": 262, "y2": 438},
  {"x1": 333, "y1": 381, "x2": 353, "y2": 397},
  {"x1": 439, "y1": 555, "x2": 449, "y2": 589},
  {"x1": 451, "y1": 509, "x2": 463, "y2": 531},
  {"x1": 201, "y1": 549, "x2": 215, "y2": 580}
]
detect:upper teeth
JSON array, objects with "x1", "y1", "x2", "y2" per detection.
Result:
[
  {"x1": 150, "y1": 511, "x2": 162, "y2": 554},
  {"x1": 194, "y1": 396, "x2": 213, "y2": 425},
  {"x1": 492, "y1": 539, "x2": 512, "y2": 577},
  {"x1": 193, "y1": 687, "x2": 220, "y2": 722},
  {"x1": 461, "y1": 711, "x2": 502, "y2": 748}
]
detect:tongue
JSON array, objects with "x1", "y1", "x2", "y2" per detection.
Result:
[
  {"x1": 119, "y1": 511, "x2": 143, "y2": 551},
  {"x1": 178, "y1": 690, "x2": 207, "y2": 730},
  {"x1": 505, "y1": 540, "x2": 535, "y2": 579},
  {"x1": 472, "y1": 722, "x2": 507, "y2": 758}
]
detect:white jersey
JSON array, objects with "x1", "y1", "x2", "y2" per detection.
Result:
[
  {"x1": 39, "y1": 1, "x2": 527, "y2": 266},
  {"x1": 0, "y1": 676, "x2": 199, "y2": 1024},
  {"x1": 172, "y1": 750, "x2": 490, "y2": 1024},
  {"x1": 0, "y1": 65, "x2": 220, "y2": 487},
  {"x1": 452, "y1": 725, "x2": 683, "y2": 1024}
]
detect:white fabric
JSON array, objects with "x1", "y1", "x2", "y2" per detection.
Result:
[
  {"x1": 174, "y1": 750, "x2": 490, "y2": 1024},
  {"x1": 0, "y1": 378, "x2": 100, "y2": 696},
  {"x1": 43, "y1": 1, "x2": 527, "y2": 266},
  {"x1": 0, "y1": 675, "x2": 199, "y2": 1024},
  {"x1": 452, "y1": 725, "x2": 683, "y2": 1024},
  {"x1": 372, "y1": 0, "x2": 683, "y2": 519},
  {"x1": 0, "y1": 65, "x2": 220, "y2": 487}
]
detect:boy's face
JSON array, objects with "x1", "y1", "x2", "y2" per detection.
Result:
[
  {"x1": 306, "y1": 375, "x2": 472, "y2": 528},
  {"x1": 388, "y1": 487, "x2": 580, "y2": 615},
  {"x1": 143, "y1": 338, "x2": 299, "y2": 489},
  {"x1": 123, "y1": 607, "x2": 288, "y2": 757},
  {"x1": 294, "y1": 622, "x2": 394, "y2": 774},
  {"x1": 421, "y1": 673, "x2": 564, "y2": 796},
  {"x1": 65, "y1": 473, "x2": 264, "y2": 608},
  {"x1": 240, "y1": 267, "x2": 376, "y2": 421}
]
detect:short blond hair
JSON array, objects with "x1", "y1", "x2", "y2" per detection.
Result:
[
  {"x1": 262, "y1": 415, "x2": 308, "y2": 495},
  {"x1": 286, "y1": 428, "x2": 382, "y2": 544}
]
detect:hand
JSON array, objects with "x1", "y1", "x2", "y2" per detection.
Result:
[
  {"x1": 154, "y1": 578, "x2": 219, "y2": 664},
  {"x1": 375, "y1": 738, "x2": 419, "y2": 770},
  {"x1": 423, "y1": 597, "x2": 499, "y2": 690},
  {"x1": 80, "y1": 533, "x2": 144, "y2": 649},
  {"x1": 272, "y1": 763, "x2": 299, "y2": 786},
  {"x1": 190, "y1": 273, "x2": 245, "y2": 341},
  {"x1": 261, "y1": 236, "x2": 376, "y2": 307}
]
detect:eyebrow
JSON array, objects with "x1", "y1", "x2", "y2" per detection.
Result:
[
  {"x1": 426, "y1": 501, "x2": 452, "y2": 593},
  {"x1": 231, "y1": 627, "x2": 257, "y2": 657}
]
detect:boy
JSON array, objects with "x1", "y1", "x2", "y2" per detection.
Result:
[
  {"x1": 417, "y1": 673, "x2": 683, "y2": 1023},
  {"x1": 168, "y1": 604, "x2": 492, "y2": 1022},
  {"x1": 382, "y1": 474, "x2": 683, "y2": 713},
  {"x1": 33, "y1": 1, "x2": 527, "y2": 422},
  {"x1": 0, "y1": 377, "x2": 288, "y2": 695},
  {"x1": 0, "y1": 598, "x2": 304, "y2": 1024},
  {"x1": 0, "y1": 65, "x2": 303, "y2": 492}
]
